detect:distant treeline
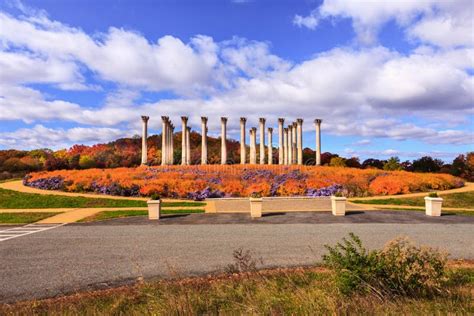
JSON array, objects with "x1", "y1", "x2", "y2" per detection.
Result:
[{"x1": 1, "y1": 132, "x2": 473, "y2": 181}]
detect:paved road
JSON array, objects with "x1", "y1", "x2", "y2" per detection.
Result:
[{"x1": 1, "y1": 214, "x2": 473, "y2": 303}]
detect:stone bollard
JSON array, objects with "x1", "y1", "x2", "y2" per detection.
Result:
[
  {"x1": 147, "y1": 199, "x2": 161, "y2": 220},
  {"x1": 249, "y1": 197, "x2": 263, "y2": 218},
  {"x1": 425, "y1": 196, "x2": 443, "y2": 216},
  {"x1": 331, "y1": 196, "x2": 346, "y2": 216}
]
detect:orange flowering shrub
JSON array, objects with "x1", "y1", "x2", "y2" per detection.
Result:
[{"x1": 24, "y1": 165, "x2": 464, "y2": 199}]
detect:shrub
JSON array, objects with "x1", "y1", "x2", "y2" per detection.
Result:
[
  {"x1": 323, "y1": 233, "x2": 448, "y2": 298},
  {"x1": 428, "y1": 192, "x2": 439, "y2": 198}
]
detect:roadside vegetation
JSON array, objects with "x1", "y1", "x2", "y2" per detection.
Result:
[
  {"x1": 79, "y1": 209, "x2": 204, "y2": 222},
  {"x1": 353, "y1": 191, "x2": 474, "y2": 209},
  {"x1": 1, "y1": 234, "x2": 472, "y2": 314},
  {"x1": 0, "y1": 212, "x2": 61, "y2": 224},
  {"x1": 0, "y1": 188, "x2": 204, "y2": 209}
]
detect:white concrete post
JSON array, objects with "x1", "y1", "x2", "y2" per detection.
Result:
[
  {"x1": 186, "y1": 126, "x2": 191, "y2": 165},
  {"x1": 278, "y1": 118, "x2": 284, "y2": 165},
  {"x1": 201, "y1": 117, "x2": 208, "y2": 165},
  {"x1": 221, "y1": 117, "x2": 227, "y2": 165},
  {"x1": 181, "y1": 116, "x2": 188, "y2": 165},
  {"x1": 288, "y1": 125, "x2": 293, "y2": 165},
  {"x1": 250, "y1": 127, "x2": 257, "y2": 164},
  {"x1": 240, "y1": 117, "x2": 246, "y2": 164},
  {"x1": 296, "y1": 119, "x2": 303, "y2": 165},
  {"x1": 283, "y1": 128, "x2": 289, "y2": 165},
  {"x1": 267, "y1": 127, "x2": 273, "y2": 165},
  {"x1": 259, "y1": 118, "x2": 265, "y2": 164},
  {"x1": 161, "y1": 116, "x2": 168, "y2": 166},
  {"x1": 141, "y1": 116, "x2": 149, "y2": 165},
  {"x1": 315, "y1": 119, "x2": 322, "y2": 166}
]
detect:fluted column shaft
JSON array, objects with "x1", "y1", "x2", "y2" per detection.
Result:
[
  {"x1": 161, "y1": 116, "x2": 168, "y2": 166},
  {"x1": 170, "y1": 124, "x2": 174, "y2": 165},
  {"x1": 283, "y1": 128, "x2": 289, "y2": 165},
  {"x1": 297, "y1": 119, "x2": 303, "y2": 165},
  {"x1": 259, "y1": 118, "x2": 265, "y2": 164},
  {"x1": 240, "y1": 117, "x2": 246, "y2": 164},
  {"x1": 201, "y1": 117, "x2": 208, "y2": 165},
  {"x1": 250, "y1": 128, "x2": 257, "y2": 164},
  {"x1": 278, "y1": 118, "x2": 284, "y2": 165},
  {"x1": 315, "y1": 119, "x2": 322, "y2": 166},
  {"x1": 288, "y1": 126, "x2": 293, "y2": 165},
  {"x1": 186, "y1": 127, "x2": 191, "y2": 165},
  {"x1": 292, "y1": 122, "x2": 297, "y2": 164},
  {"x1": 141, "y1": 116, "x2": 149, "y2": 165},
  {"x1": 221, "y1": 117, "x2": 227, "y2": 165},
  {"x1": 267, "y1": 128, "x2": 273, "y2": 165},
  {"x1": 181, "y1": 117, "x2": 188, "y2": 165}
]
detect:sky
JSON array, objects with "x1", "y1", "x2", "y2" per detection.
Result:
[{"x1": 0, "y1": 0, "x2": 473, "y2": 161}]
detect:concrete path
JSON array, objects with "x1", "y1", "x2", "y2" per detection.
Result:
[{"x1": 0, "y1": 213, "x2": 473, "y2": 303}]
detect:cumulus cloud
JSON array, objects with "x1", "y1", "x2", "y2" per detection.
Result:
[{"x1": 296, "y1": 0, "x2": 474, "y2": 47}]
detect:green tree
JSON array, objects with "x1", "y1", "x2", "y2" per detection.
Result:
[
  {"x1": 329, "y1": 157, "x2": 347, "y2": 167},
  {"x1": 78, "y1": 155, "x2": 96, "y2": 169},
  {"x1": 383, "y1": 157, "x2": 402, "y2": 171}
]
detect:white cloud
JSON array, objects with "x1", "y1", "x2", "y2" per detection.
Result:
[{"x1": 297, "y1": 0, "x2": 474, "y2": 47}]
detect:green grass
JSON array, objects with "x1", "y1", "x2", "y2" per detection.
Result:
[
  {"x1": 0, "y1": 212, "x2": 60, "y2": 224},
  {"x1": 0, "y1": 188, "x2": 204, "y2": 209},
  {"x1": 1, "y1": 267, "x2": 472, "y2": 314},
  {"x1": 353, "y1": 191, "x2": 474, "y2": 209},
  {"x1": 79, "y1": 209, "x2": 205, "y2": 222}
]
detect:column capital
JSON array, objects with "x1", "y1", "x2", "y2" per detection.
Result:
[
  {"x1": 284, "y1": 127, "x2": 288, "y2": 132},
  {"x1": 292, "y1": 122, "x2": 297, "y2": 128},
  {"x1": 161, "y1": 116, "x2": 168, "y2": 122},
  {"x1": 181, "y1": 116, "x2": 188, "y2": 123},
  {"x1": 259, "y1": 117, "x2": 266, "y2": 123},
  {"x1": 251, "y1": 127, "x2": 257, "y2": 132},
  {"x1": 278, "y1": 118, "x2": 285, "y2": 123},
  {"x1": 240, "y1": 117, "x2": 247, "y2": 123},
  {"x1": 141, "y1": 115, "x2": 149, "y2": 122},
  {"x1": 187, "y1": 126, "x2": 191, "y2": 131},
  {"x1": 201, "y1": 116, "x2": 208, "y2": 123},
  {"x1": 221, "y1": 117, "x2": 228, "y2": 123},
  {"x1": 268, "y1": 127, "x2": 273, "y2": 133},
  {"x1": 314, "y1": 118, "x2": 322, "y2": 125},
  {"x1": 297, "y1": 118, "x2": 303, "y2": 124}
]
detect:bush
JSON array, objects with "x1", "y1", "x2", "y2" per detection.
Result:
[{"x1": 323, "y1": 233, "x2": 448, "y2": 297}]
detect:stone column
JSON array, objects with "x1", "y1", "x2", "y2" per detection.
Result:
[
  {"x1": 221, "y1": 117, "x2": 227, "y2": 165},
  {"x1": 201, "y1": 117, "x2": 208, "y2": 165},
  {"x1": 186, "y1": 127, "x2": 191, "y2": 165},
  {"x1": 141, "y1": 116, "x2": 149, "y2": 165},
  {"x1": 292, "y1": 122, "x2": 297, "y2": 164},
  {"x1": 283, "y1": 128, "x2": 289, "y2": 165},
  {"x1": 259, "y1": 118, "x2": 265, "y2": 164},
  {"x1": 170, "y1": 123, "x2": 174, "y2": 165},
  {"x1": 267, "y1": 127, "x2": 273, "y2": 165},
  {"x1": 181, "y1": 116, "x2": 188, "y2": 165},
  {"x1": 315, "y1": 119, "x2": 322, "y2": 166},
  {"x1": 286, "y1": 124, "x2": 293, "y2": 165},
  {"x1": 240, "y1": 117, "x2": 246, "y2": 164},
  {"x1": 166, "y1": 120, "x2": 171, "y2": 165},
  {"x1": 161, "y1": 116, "x2": 168, "y2": 166},
  {"x1": 278, "y1": 118, "x2": 284, "y2": 165},
  {"x1": 296, "y1": 119, "x2": 303, "y2": 165},
  {"x1": 250, "y1": 127, "x2": 257, "y2": 164}
]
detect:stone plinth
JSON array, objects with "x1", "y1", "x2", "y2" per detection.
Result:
[
  {"x1": 147, "y1": 199, "x2": 161, "y2": 220},
  {"x1": 425, "y1": 197, "x2": 443, "y2": 216}
]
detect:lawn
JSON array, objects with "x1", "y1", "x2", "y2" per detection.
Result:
[
  {"x1": 79, "y1": 209, "x2": 205, "y2": 222},
  {"x1": 0, "y1": 212, "x2": 60, "y2": 224},
  {"x1": 1, "y1": 266, "x2": 472, "y2": 314},
  {"x1": 0, "y1": 188, "x2": 204, "y2": 209},
  {"x1": 352, "y1": 191, "x2": 474, "y2": 209}
]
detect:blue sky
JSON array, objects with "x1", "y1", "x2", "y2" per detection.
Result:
[{"x1": 0, "y1": 0, "x2": 472, "y2": 161}]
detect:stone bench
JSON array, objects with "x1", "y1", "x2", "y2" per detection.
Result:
[{"x1": 205, "y1": 196, "x2": 345, "y2": 217}]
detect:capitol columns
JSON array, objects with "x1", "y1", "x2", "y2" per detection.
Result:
[
  {"x1": 181, "y1": 116, "x2": 188, "y2": 165},
  {"x1": 201, "y1": 117, "x2": 208, "y2": 165},
  {"x1": 221, "y1": 117, "x2": 227, "y2": 165},
  {"x1": 288, "y1": 125, "x2": 293, "y2": 165},
  {"x1": 161, "y1": 116, "x2": 168, "y2": 166},
  {"x1": 296, "y1": 119, "x2": 303, "y2": 165},
  {"x1": 250, "y1": 127, "x2": 257, "y2": 164},
  {"x1": 267, "y1": 127, "x2": 273, "y2": 165},
  {"x1": 278, "y1": 118, "x2": 284, "y2": 165},
  {"x1": 315, "y1": 119, "x2": 322, "y2": 166},
  {"x1": 259, "y1": 118, "x2": 266, "y2": 164},
  {"x1": 141, "y1": 116, "x2": 149, "y2": 165},
  {"x1": 283, "y1": 127, "x2": 289, "y2": 165},
  {"x1": 186, "y1": 126, "x2": 191, "y2": 165},
  {"x1": 240, "y1": 117, "x2": 247, "y2": 164}
]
